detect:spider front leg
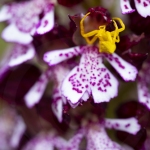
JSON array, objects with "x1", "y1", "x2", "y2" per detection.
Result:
[
  {"x1": 112, "y1": 17, "x2": 125, "y2": 32},
  {"x1": 81, "y1": 30, "x2": 99, "y2": 44}
]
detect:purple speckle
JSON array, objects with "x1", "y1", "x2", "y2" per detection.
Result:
[{"x1": 125, "y1": 123, "x2": 130, "y2": 128}]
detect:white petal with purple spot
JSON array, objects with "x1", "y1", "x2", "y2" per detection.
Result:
[
  {"x1": 43, "y1": 46, "x2": 82, "y2": 66},
  {"x1": 138, "y1": 82, "x2": 150, "y2": 109},
  {"x1": 62, "y1": 46, "x2": 119, "y2": 106},
  {"x1": 2, "y1": 24, "x2": 33, "y2": 44},
  {"x1": 105, "y1": 53, "x2": 138, "y2": 81},
  {"x1": 62, "y1": 66, "x2": 87, "y2": 106},
  {"x1": 8, "y1": 44, "x2": 35, "y2": 67},
  {"x1": 24, "y1": 71, "x2": 51, "y2": 108},
  {"x1": 134, "y1": 0, "x2": 150, "y2": 17},
  {"x1": 120, "y1": 0, "x2": 135, "y2": 14},
  {"x1": 104, "y1": 117, "x2": 141, "y2": 134},
  {"x1": 54, "y1": 130, "x2": 84, "y2": 150},
  {"x1": 0, "y1": 5, "x2": 11, "y2": 21},
  {"x1": 52, "y1": 91, "x2": 63, "y2": 122},
  {"x1": 91, "y1": 64, "x2": 118, "y2": 103},
  {"x1": 36, "y1": 7, "x2": 54, "y2": 35},
  {"x1": 86, "y1": 124, "x2": 125, "y2": 150}
]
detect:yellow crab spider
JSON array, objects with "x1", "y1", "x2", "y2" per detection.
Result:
[{"x1": 80, "y1": 12, "x2": 125, "y2": 54}]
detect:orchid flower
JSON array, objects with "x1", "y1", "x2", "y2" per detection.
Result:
[
  {"x1": 120, "y1": 0, "x2": 150, "y2": 17},
  {"x1": 43, "y1": 7, "x2": 138, "y2": 107},
  {"x1": 0, "y1": 0, "x2": 55, "y2": 44},
  {"x1": 23, "y1": 118, "x2": 140, "y2": 150}
]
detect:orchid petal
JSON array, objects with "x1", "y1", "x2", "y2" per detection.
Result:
[
  {"x1": 105, "y1": 117, "x2": 141, "y2": 134},
  {"x1": 62, "y1": 46, "x2": 119, "y2": 106},
  {"x1": 0, "y1": 5, "x2": 11, "y2": 21},
  {"x1": 120, "y1": 0, "x2": 135, "y2": 14},
  {"x1": 134, "y1": 0, "x2": 150, "y2": 17},
  {"x1": 105, "y1": 53, "x2": 138, "y2": 81},
  {"x1": 43, "y1": 46, "x2": 82, "y2": 66},
  {"x1": 91, "y1": 64, "x2": 118, "y2": 103},
  {"x1": 61, "y1": 66, "x2": 87, "y2": 106},
  {"x1": 36, "y1": 6, "x2": 54, "y2": 35},
  {"x1": 52, "y1": 91, "x2": 63, "y2": 122},
  {"x1": 86, "y1": 125, "x2": 125, "y2": 150},
  {"x1": 10, "y1": 117, "x2": 26, "y2": 148},
  {"x1": 2, "y1": 24, "x2": 33, "y2": 44},
  {"x1": 81, "y1": 91, "x2": 90, "y2": 102},
  {"x1": 8, "y1": 44, "x2": 35, "y2": 67},
  {"x1": 138, "y1": 82, "x2": 150, "y2": 110},
  {"x1": 55, "y1": 130, "x2": 84, "y2": 150},
  {"x1": 24, "y1": 71, "x2": 50, "y2": 108}
]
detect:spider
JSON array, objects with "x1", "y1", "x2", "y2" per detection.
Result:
[{"x1": 80, "y1": 12, "x2": 125, "y2": 54}]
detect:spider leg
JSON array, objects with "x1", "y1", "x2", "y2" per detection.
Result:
[
  {"x1": 80, "y1": 12, "x2": 99, "y2": 44},
  {"x1": 113, "y1": 17, "x2": 125, "y2": 33}
]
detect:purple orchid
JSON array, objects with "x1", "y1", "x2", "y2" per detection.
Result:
[
  {"x1": 23, "y1": 116, "x2": 140, "y2": 150},
  {"x1": 43, "y1": 7, "x2": 138, "y2": 107},
  {"x1": 86, "y1": 114, "x2": 141, "y2": 149},
  {"x1": 43, "y1": 46, "x2": 137, "y2": 107},
  {"x1": 120, "y1": 0, "x2": 150, "y2": 17},
  {"x1": 0, "y1": 0, "x2": 55, "y2": 44}
]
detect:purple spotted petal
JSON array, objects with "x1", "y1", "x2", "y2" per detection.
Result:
[
  {"x1": 138, "y1": 82, "x2": 150, "y2": 110},
  {"x1": 36, "y1": 5, "x2": 54, "y2": 35},
  {"x1": 43, "y1": 46, "x2": 82, "y2": 66},
  {"x1": 105, "y1": 53, "x2": 138, "y2": 81},
  {"x1": 120, "y1": 0, "x2": 135, "y2": 14},
  {"x1": 62, "y1": 46, "x2": 118, "y2": 106},
  {"x1": 2, "y1": 23, "x2": 33, "y2": 44},
  {"x1": 8, "y1": 44, "x2": 35, "y2": 67},
  {"x1": 61, "y1": 66, "x2": 87, "y2": 106},
  {"x1": 104, "y1": 117, "x2": 141, "y2": 134},
  {"x1": 22, "y1": 133, "x2": 55, "y2": 150},
  {"x1": 52, "y1": 96, "x2": 63, "y2": 123},
  {"x1": 134, "y1": 0, "x2": 150, "y2": 17},
  {"x1": 55, "y1": 130, "x2": 84, "y2": 150},
  {"x1": 10, "y1": 117, "x2": 26, "y2": 148},
  {"x1": 0, "y1": 5, "x2": 11, "y2": 21},
  {"x1": 24, "y1": 70, "x2": 51, "y2": 108},
  {"x1": 86, "y1": 124, "x2": 125, "y2": 150}
]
